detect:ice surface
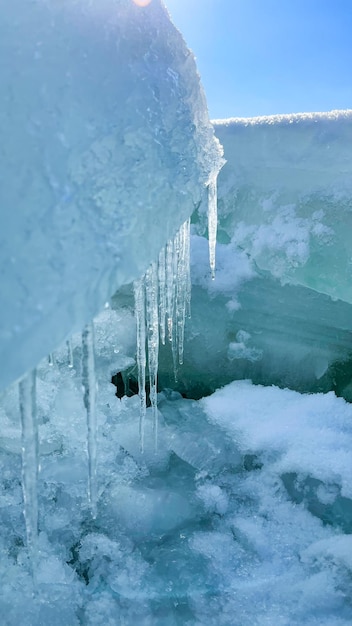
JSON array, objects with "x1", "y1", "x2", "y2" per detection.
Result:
[
  {"x1": 1, "y1": 345, "x2": 352, "y2": 624},
  {"x1": 0, "y1": 0, "x2": 223, "y2": 392},
  {"x1": 213, "y1": 110, "x2": 352, "y2": 303}
]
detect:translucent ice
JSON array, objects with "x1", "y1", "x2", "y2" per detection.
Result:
[{"x1": 163, "y1": 251, "x2": 352, "y2": 398}]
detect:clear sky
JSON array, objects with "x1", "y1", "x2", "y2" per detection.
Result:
[{"x1": 164, "y1": 0, "x2": 352, "y2": 119}]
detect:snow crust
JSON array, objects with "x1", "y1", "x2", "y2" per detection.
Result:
[{"x1": 0, "y1": 0, "x2": 222, "y2": 392}]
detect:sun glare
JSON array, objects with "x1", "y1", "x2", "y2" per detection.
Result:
[{"x1": 132, "y1": 0, "x2": 152, "y2": 6}]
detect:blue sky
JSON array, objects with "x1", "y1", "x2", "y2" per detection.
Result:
[{"x1": 164, "y1": 0, "x2": 352, "y2": 119}]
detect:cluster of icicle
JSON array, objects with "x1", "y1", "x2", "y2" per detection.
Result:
[
  {"x1": 134, "y1": 217, "x2": 191, "y2": 453},
  {"x1": 17, "y1": 175, "x2": 218, "y2": 569},
  {"x1": 19, "y1": 333, "x2": 97, "y2": 570},
  {"x1": 133, "y1": 173, "x2": 218, "y2": 453}
]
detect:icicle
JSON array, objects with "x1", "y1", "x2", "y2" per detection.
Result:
[
  {"x1": 175, "y1": 219, "x2": 191, "y2": 366},
  {"x1": 134, "y1": 278, "x2": 147, "y2": 452},
  {"x1": 19, "y1": 369, "x2": 39, "y2": 566},
  {"x1": 48, "y1": 353, "x2": 54, "y2": 366},
  {"x1": 165, "y1": 239, "x2": 175, "y2": 344},
  {"x1": 145, "y1": 262, "x2": 159, "y2": 450},
  {"x1": 208, "y1": 174, "x2": 218, "y2": 280},
  {"x1": 134, "y1": 220, "x2": 191, "y2": 448},
  {"x1": 185, "y1": 218, "x2": 191, "y2": 319},
  {"x1": 67, "y1": 339, "x2": 74, "y2": 368},
  {"x1": 158, "y1": 246, "x2": 167, "y2": 346},
  {"x1": 82, "y1": 323, "x2": 97, "y2": 518}
]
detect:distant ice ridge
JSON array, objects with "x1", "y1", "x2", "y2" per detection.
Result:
[
  {"x1": 0, "y1": 0, "x2": 223, "y2": 392},
  {"x1": 213, "y1": 109, "x2": 352, "y2": 304}
]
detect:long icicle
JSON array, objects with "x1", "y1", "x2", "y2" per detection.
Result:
[
  {"x1": 185, "y1": 218, "x2": 191, "y2": 319},
  {"x1": 171, "y1": 229, "x2": 180, "y2": 381},
  {"x1": 158, "y1": 246, "x2": 167, "y2": 346},
  {"x1": 145, "y1": 262, "x2": 159, "y2": 451},
  {"x1": 134, "y1": 221, "x2": 192, "y2": 449},
  {"x1": 166, "y1": 239, "x2": 175, "y2": 344},
  {"x1": 175, "y1": 219, "x2": 191, "y2": 366},
  {"x1": 134, "y1": 278, "x2": 147, "y2": 452},
  {"x1": 67, "y1": 339, "x2": 74, "y2": 368},
  {"x1": 19, "y1": 369, "x2": 39, "y2": 568},
  {"x1": 82, "y1": 323, "x2": 97, "y2": 518},
  {"x1": 208, "y1": 174, "x2": 218, "y2": 280}
]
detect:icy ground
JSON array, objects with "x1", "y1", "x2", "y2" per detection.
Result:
[{"x1": 0, "y1": 309, "x2": 351, "y2": 625}]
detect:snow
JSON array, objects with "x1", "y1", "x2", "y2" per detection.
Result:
[{"x1": 202, "y1": 379, "x2": 352, "y2": 499}]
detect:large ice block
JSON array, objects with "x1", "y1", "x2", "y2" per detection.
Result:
[
  {"x1": 214, "y1": 111, "x2": 352, "y2": 303},
  {"x1": 0, "y1": 0, "x2": 222, "y2": 391},
  {"x1": 157, "y1": 111, "x2": 352, "y2": 398},
  {"x1": 156, "y1": 236, "x2": 352, "y2": 398}
]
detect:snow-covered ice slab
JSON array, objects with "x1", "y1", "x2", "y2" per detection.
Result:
[
  {"x1": 0, "y1": 0, "x2": 222, "y2": 391},
  {"x1": 214, "y1": 110, "x2": 352, "y2": 303}
]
